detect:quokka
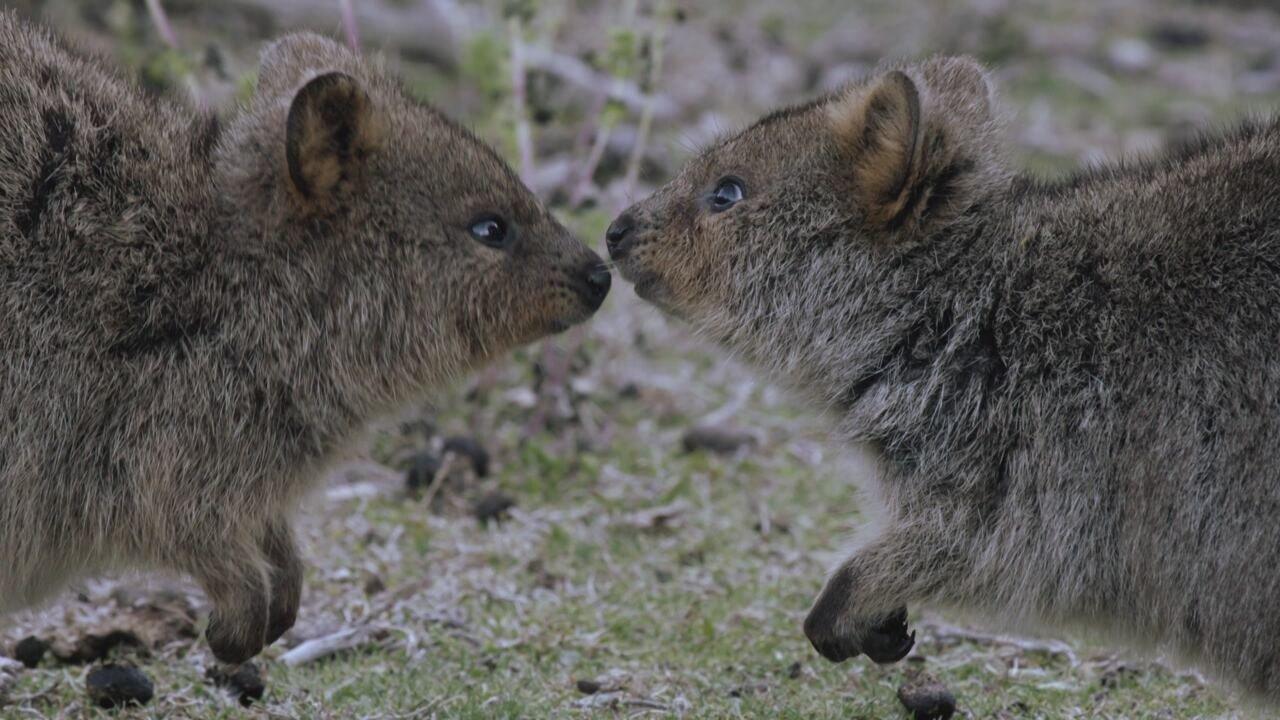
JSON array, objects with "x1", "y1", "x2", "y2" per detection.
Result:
[
  {"x1": 0, "y1": 13, "x2": 610, "y2": 664},
  {"x1": 608, "y1": 54, "x2": 1280, "y2": 701}
]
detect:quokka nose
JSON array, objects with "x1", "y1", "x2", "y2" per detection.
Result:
[
  {"x1": 581, "y1": 263, "x2": 612, "y2": 309},
  {"x1": 605, "y1": 213, "x2": 636, "y2": 259}
]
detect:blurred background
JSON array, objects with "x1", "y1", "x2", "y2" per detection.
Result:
[{"x1": 4, "y1": 0, "x2": 1279, "y2": 717}]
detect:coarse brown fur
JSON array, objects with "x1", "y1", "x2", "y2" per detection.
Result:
[
  {"x1": 0, "y1": 13, "x2": 609, "y2": 664},
  {"x1": 609, "y1": 54, "x2": 1280, "y2": 702}
]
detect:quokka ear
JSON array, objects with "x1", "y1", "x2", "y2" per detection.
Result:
[
  {"x1": 284, "y1": 71, "x2": 383, "y2": 206},
  {"x1": 828, "y1": 71, "x2": 926, "y2": 228},
  {"x1": 829, "y1": 58, "x2": 1004, "y2": 233}
]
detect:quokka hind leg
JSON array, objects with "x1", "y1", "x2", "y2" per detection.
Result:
[
  {"x1": 262, "y1": 518, "x2": 303, "y2": 647},
  {"x1": 190, "y1": 542, "x2": 272, "y2": 665}
]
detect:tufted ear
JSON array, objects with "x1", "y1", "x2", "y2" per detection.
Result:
[
  {"x1": 284, "y1": 71, "x2": 383, "y2": 206},
  {"x1": 828, "y1": 70, "x2": 924, "y2": 228},
  {"x1": 828, "y1": 57, "x2": 1004, "y2": 233}
]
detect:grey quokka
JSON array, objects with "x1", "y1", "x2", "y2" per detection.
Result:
[
  {"x1": 0, "y1": 13, "x2": 610, "y2": 664},
  {"x1": 609, "y1": 54, "x2": 1280, "y2": 702}
]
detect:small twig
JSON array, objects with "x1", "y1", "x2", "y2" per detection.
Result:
[
  {"x1": 508, "y1": 16, "x2": 535, "y2": 182},
  {"x1": 927, "y1": 620, "x2": 1081, "y2": 667},
  {"x1": 338, "y1": 0, "x2": 360, "y2": 51},
  {"x1": 569, "y1": 91, "x2": 613, "y2": 207},
  {"x1": 278, "y1": 627, "x2": 373, "y2": 666},
  {"x1": 7, "y1": 677, "x2": 62, "y2": 706},
  {"x1": 144, "y1": 0, "x2": 179, "y2": 49},
  {"x1": 417, "y1": 453, "x2": 455, "y2": 510},
  {"x1": 519, "y1": 44, "x2": 678, "y2": 120},
  {"x1": 624, "y1": 2, "x2": 673, "y2": 195}
]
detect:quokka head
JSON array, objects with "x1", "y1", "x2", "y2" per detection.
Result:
[
  {"x1": 606, "y1": 56, "x2": 1008, "y2": 366},
  {"x1": 216, "y1": 34, "x2": 609, "y2": 377}
]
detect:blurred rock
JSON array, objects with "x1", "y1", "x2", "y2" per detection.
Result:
[
  {"x1": 897, "y1": 676, "x2": 956, "y2": 720},
  {"x1": 1150, "y1": 19, "x2": 1210, "y2": 50},
  {"x1": 1108, "y1": 37, "x2": 1155, "y2": 73},
  {"x1": 363, "y1": 573, "x2": 386, "y2": 597},
  {"x1": 13, "y1": 636, "x2": 48, "y2": 669},
  {"x1": 404, "y1": 452, "x2": 441, "y2": 494},
  {"x1": 86, "y1": 663, "x2": 154, "y2": 709},
  {"x1": 474, "y1": 491, "x2": 516, "y2": 525},
  {"x1": 504, "y1": 386, "x2": 539, "y2": 409},
  {"x1": 443, "y1": 436, "x2": 491, "y2": 478},
  {"x1": 681, "y1": 425, "x2": 756, "y2": 455},
  {"x1": 54, "y1": 629, "x2": 146, "y2": 665},
  {"x1": 207, "y1": 661, "x2": 266, "y2": 707}
]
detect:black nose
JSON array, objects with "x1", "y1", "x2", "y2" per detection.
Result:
[
  {"x1": 581, "y1": 263, "x2": 611, "y2": 309},
  {"x1": 606, "y1": 213, "x2": 636, "y2": 259}
]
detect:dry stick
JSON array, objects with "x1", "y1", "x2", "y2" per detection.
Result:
[
  {"x1": 508, "y1": 16, "x2": 535, "y2": 183},
  {"x1": 417, "y1": 453, "x2": 455, "y2": 510},
  {"x1": 569, "y1": 91, "x2": 612, "y2": 208},
  {"x1": 338, "y1": 0, "x2": 360, "y2": 51},
  {"x1": 278, "y1": 628, "x2": 368, "y2": 667},
  {"x1": 519, "y1": 45, "x2": 677, "y2": 120},
  {"x1": 623, "y1": 2, "x2": 672, "y2": 196},
  {"x1": 926, "y1": 620, "x2": 1081, "y2": 667},
  {"x1": 143, "y1": 0, "x2": 207, "y2": 111},
  {"x1": 144, "y1": 0, "x2": 178, "y2": 49}
]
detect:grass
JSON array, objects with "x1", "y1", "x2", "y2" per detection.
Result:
[{"x1": 0, "y1": 308, "x2": 1237, "y2": 717}]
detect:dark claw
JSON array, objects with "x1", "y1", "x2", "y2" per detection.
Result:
[
  {"x1": 861, "y1": 606, "x2": 915, "y2": 664},
  {"x1": 264, "y1": 606, "x2": 296, "y2": 647}
]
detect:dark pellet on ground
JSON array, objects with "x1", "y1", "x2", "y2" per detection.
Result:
[
  {"x1": 86, "y1": 663, "x2": 154, "y2": 709},
  {"x1": 897, "y1": 678, "x2": 956, "y2": 720},
  {"x1": 473, "y1": 491, "x2": 516, "y2": 524},
  {"x1": 576, "y1": 678, "x2": 601, "y2": 695},
  {"x1": 681, "y1": 425, "x2": 756, "y2": 455},
  {"x1": 207, "y1": 661, "x2": 266, "y2": 707},
  {"x1": 443, "y1": 435, "x2": 490, "y2": 477},
  {"x1": 1150, "y1": 20, "x2": 1209, "y2": 49},
  {"x1": 13, "y1": 636, "x2": 48, "y2": 668},
  {"x1": 404, "y1": 451, "x2": 441, "y2": 493},
  {"x1": 363, "y1": 573, "x2": 386, "y2": 597},
  {"x1": 56, "y1": 629, "x2": 146, "y2": 665},
  {"x1": 786, "y1": 661, "x2": 802, "y2": 679}
]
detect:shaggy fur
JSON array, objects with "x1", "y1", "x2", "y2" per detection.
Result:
[
  {"x1": 0, "y1": 14, "x2": 608, "y2": 664},
  {"x1": 609, "y1": 54, "x2": 1280, "y2": 702}
]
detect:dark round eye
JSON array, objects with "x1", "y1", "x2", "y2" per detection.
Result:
[
  {"x1": 468, "y1": 214, "x2": 509, "y2": 248},
  {"x1": 710, "y1": 178, "x2": 745, "y2": 212}
]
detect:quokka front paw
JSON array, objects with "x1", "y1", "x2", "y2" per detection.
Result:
[
  {"x1": 206, "y1": 609, "x2": 267, "y2": 665},
  {"x1": 804, "y1": 602, "x2": 915, "y2": 665}
]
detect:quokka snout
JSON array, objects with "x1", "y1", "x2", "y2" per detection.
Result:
[
  {"x1": 0, "y1": 13, "x2": 608, "y2": 664},
  {"x1": 610, "y1": 54, "x2": 1280, "y2": 702}
]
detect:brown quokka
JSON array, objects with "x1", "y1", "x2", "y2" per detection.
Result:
[
  {"x1": 0, "y1": 13, "x2": 610, "y2": 664},
  {"x1": 609, "y1": 54, "x2": 1280, "y2": 702}
]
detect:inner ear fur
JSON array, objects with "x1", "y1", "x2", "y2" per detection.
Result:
[
  {"x1": 284, "y1": 71, "x2": 383, "y2": 208},
  {"x1": 828, "y1": 70, "x2": 926, "y2": 228}
]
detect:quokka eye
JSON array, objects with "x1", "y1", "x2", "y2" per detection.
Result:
[
  {"x1": 468, "y1": 214, "x2": 510, "y2": 249},
  {"x1": 709, "y1": 177, "x2": 746, "y2": 213}
]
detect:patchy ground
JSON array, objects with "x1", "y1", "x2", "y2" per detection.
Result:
[{"x1": 4, "y1": 0, "x2": 1280, "y2": 717}]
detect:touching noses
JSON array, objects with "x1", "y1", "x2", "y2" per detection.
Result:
[
  {"x1": 605, "y1": 212, "x2": 636, "y2": 260},
  {"x1": 579, "y1": 261, "x2": 612, "y2": 310}
]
